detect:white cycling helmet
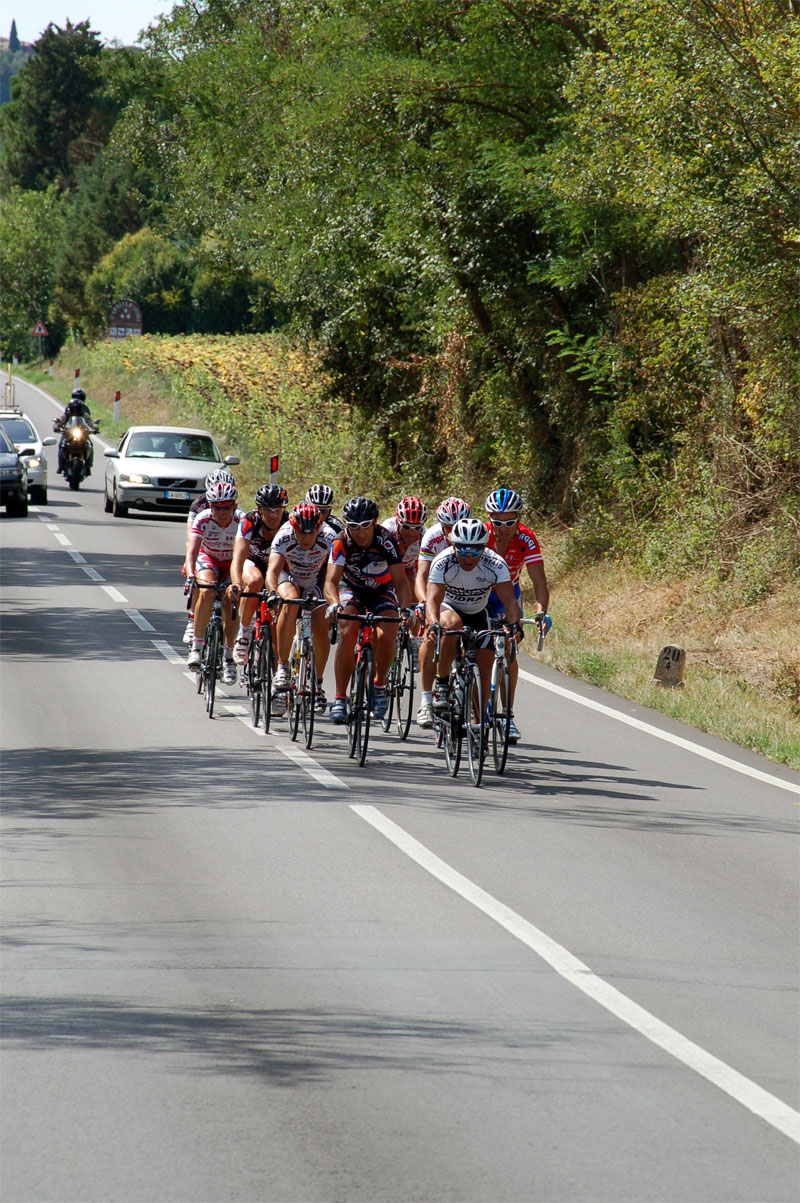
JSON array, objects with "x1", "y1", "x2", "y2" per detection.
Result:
[
  {"x1": 206, "y1": 479, "x2": 238, "y2": 504},
  {"x1": 205, "y1": 468, "x2": 236, "y2": 489},
  {"x1": 450, "y1": 518, "x2": 489, "y2": 549},
  {"x1": 485, "y1": 487, "x2": 522, "y2": 514},
  {"x1": 436, "y1": 496, "x2": 471, "y2": 527}
]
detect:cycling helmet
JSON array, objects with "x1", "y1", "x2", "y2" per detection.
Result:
[
  {"x1": 289, "y1": 502, "x2": 323, "y2": 533},
  {"x1": 485, "y1": 487, "x2": 522, "y2": 514},
  {"x1": 436, "y1": 496, "x2": 471, "y2": 527},
  {"x1": 342, "y1": 495, "x2": 379, "y2": 523},
  {"x1": 306, "y1": 483, "x2": 334, "y2": 507},
  {"x1": 450, "y1": 518, "x2": 489, "y2": 549},
  {"x1": 255, "y1": 482, "x2": 288, "y2": 508},
  {"x1": 396, "y1": 495, "x2": 427, "y2": 525},
  {"x1": 71, "y1": 387, "x2": 86, "y2": 402},
  {"x1": 205, "y1": 467, "x2": 236, "y2": 489},
  {"x1": 206, "y1": 479, "x2": 238, "y2": 504}
]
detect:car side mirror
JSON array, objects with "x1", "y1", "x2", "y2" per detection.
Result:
[
  {"x1": 224, "y1": 456, "x2": 240, "y2": 465},
  {"x1": 43, "y1": 436, "x2": 57, "y2": 446},
  {"x1": 19, "y1": 448, "x2": 34, "y2": 457},
  {"x1": 104, "y1": 449, "x2": 120, "y2": 458}
]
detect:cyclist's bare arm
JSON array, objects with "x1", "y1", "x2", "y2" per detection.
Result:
[
  {"x1": 390, "y1": 562, "x2": 412, "y2": 608},
  {"x1": 526, "y1": 561, "x2": 550, "y2": 614},
  {"x1": 185, "y1": 531, "x2": 202, "y2": 578},
  {"x1": 324, "y1": 560, "x2": 344, "y2": 607},
  {"x1": 415, "y1": 559, "x2": 432, "y2": 603},
  {"x1": 425, "y1": 580, "x2": 446, "y2": 632},
  {"x1": 229, "y1": 535, "x2": 249, "y2": 592},
  {"x1": 265, "y1": 551, "x2": 286, "y2": 593}
]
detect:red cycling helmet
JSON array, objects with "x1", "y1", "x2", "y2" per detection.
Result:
[
  {"x1": 396, "y1": 495, "x2": 427, "y2": 525},
  {"x1": 289, "y1": 502, "x2": 323, "y2": 534},
  {"x1": 436, "y1": 496, "x2": 470, "y2": 527}
]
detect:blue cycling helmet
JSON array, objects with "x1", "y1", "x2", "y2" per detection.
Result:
[{"x1": 485, "y1": 487, "x2": 522, "y2": 514}]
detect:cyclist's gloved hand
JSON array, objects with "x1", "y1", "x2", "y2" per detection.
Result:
[
  {"x1": 267, "y1": 590, "x2": 280, "y2": 606},
  {"x1": 538, "y1": 612, "x2": 553, "y2": 634},
  {"x1": 325, "y1": 603, "x2": 339, "y2": 621}
]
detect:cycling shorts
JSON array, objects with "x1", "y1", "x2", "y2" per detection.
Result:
[
  {"x1": 440, "y1": 603, "x2": 493, "y2": 648},
  {"x1": 487, "y1": 580, "x2": 522, "y2": 620},
  {"x1": 197, "y1": 553, "x2": 232, "y2": 584},
  {"x1": 245, "y1": 554, "x2": 269, "y2": 576},
  {"x1": 278, "y1": 572, "x2": 324, "y2": 602},
  {"x1": 339, "y1": 583, "x2": 398, "y2": 616}
]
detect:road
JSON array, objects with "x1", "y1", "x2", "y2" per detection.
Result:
[{"x1": 2, "y1": 375, "x2": 798, "y2": 1202}]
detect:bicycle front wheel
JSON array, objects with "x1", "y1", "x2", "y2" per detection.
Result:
[
  {"x1": 301, "y1": 640, "x2": 317, "y2": 749},
  {"x1": 351, "y1": 648, "x2": 373, "y2": 766},
  {"x1": 261, "y1": 625, "x2": 273, "y2": 733},
  {"x1": 490, "y1": 660, "x2": 511, "y2": 774},
  {"x1": 247, "y1": 632, "x2": 261, "y2": 726},
  {"x1": 443, "y1": 681, "x2": 462, "y2": 778},
  {"x1": 289, "y1": 640, "x2": 301, "y2": 742},
  {"x1": 464, "y1": 663, "x2": 485, "y2": 786},
  {"x1": 394, "y1": 635, "x2": 415, "y2": 740},
  {"x1": 381, "y1": 655, "x2": 396, "y2": 732},
  {"x1": 205, "y1": 624, "x2": 221, "y2": 718}
]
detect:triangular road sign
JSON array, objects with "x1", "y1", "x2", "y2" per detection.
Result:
[{"x1": 31, "y1": 320, "x2": 49, "y2": 336}]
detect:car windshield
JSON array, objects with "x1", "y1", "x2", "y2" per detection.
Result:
[
  {"x1": 0, "y1": 427, "x2": 15, "y2": 454},
  {"x1": 125, "y1": 432, "x2": 220, "y2": 460},
  {"x1": 0, "y1": 417, "x2": 36, "y2": 442}
]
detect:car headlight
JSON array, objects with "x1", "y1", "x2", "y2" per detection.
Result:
[
  {"x1": 0, "y1": 467, "x2": 21, "y2": 480},
  {"x1": 27, "y1": 456, "x2": 43, "y2": 469},
  {"x1": 120, "y1": 473, "x2": 151, "y2": 485}
]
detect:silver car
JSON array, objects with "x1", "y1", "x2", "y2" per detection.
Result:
[
  {"x1": 0, "y1": 408, "x2": 57, "y2": 504},
  {"x1": 103, "y1": 425, "x2": 239, "y2": 517}
]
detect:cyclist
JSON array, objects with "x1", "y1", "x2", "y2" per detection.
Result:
[
  {"x1": 182, "y1": 468, "x2": 236, "y2": 645},
  {"x1": 185, "y1": 478, "x2": 245, "y2": 682},
  {"x1": 266, "y1": 502, "x2": 336, "y2": 711},
  {"x1": 382, "y1": 496, "x2": 427, "y2": 598},
  {"x1": 415, "y1": 496, "x2": 471, "y2": 728},
  {"x1": 426, "y1": 517, "x2": 521, "y2": 711},
  {"x1": 485, "y1": 487, "x2": 551, "y2": 742},
  {"x1": 230, "y1": 483, "x2": 288, "y2": 664},
  {"x1": 324, "y1": 495, "x2": 412, "y2": 723},
  {"x1": 305, "y1": 483, "x2": 345, "y2": 535}
]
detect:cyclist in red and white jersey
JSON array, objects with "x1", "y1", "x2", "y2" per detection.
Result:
[
  {"x1": 484, "y1": 487, "x2": 551, "y2": 742},
  {"x1": 324, "y1": 496, "x2": 411, "y2": 723},
  {"x1": 415, "y1": 496, "x2": 470, "y2": 727},
  {"x1": 426, "y1": 517, "x2": 521, "y2": 709},
  {"x1": 185, "y1": 479, "x2": 245, "y2": 682},
  {"x1": 267, "y1": 502, "x2": 336, "y2": 711},
  {"x1": 182, "y1": 468, "x2": 235, "y2": 646},
  {"x1": 230, "y1": 483, "x2": 288, "y2": 664},
  {"x1": 382, "y1": 495, "x2": 427, "y2": 596}
]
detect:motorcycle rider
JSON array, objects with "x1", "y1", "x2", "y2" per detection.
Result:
[{"x1": 54, "y1": 388, "x2": 99, "y2": 474}]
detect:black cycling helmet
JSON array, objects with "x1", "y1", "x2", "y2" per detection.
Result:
[
  {"x1": 255, "y1": 483, "x2": 288, "y2": 508},
  {"x1": 342, "y1": 495, "x2": 379, "y2": 524},
  {"x1": 71, "y1": 387, "x2": 86, "y2": 403}
]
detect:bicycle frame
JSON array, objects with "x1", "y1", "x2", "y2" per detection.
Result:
[
  {"x1": 239, "y1": 589, "x2": 278, "y2": 731},
  {"x1": 192, "y1": 580, "x2": 230, "y2": 719},
  {"x1": 332, "y1": 611, "x2": 401, "y2": 766},
  {"x1": 280, "y1": 595, "x2": 323, "y2": 749}
]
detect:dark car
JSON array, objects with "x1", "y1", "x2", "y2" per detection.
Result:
[{"x1": 0, "y1": 425, "x2": 29, "y2": 516}]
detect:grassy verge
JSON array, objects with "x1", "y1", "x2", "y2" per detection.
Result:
[{"x1": 12, "y1": 342, "x2": 799, "y2": 770}]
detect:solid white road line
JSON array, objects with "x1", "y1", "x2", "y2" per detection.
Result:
[
  {"x1": 518, "y1": 667, "x2": 800, "y2": 796},
  {"x1": 351, "y1": 803, "x2": 800, "y2": 1146}
]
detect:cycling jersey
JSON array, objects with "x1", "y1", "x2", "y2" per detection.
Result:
[
  {"x1": 330, "y1": 524, "x2": 401, "y2": 592},
  {"x1": 428, "y1": 547, "x2": 510, "y2": 614},
  {"x1": 486, "y1": 522, "x2": 543, "y2": 584},
  {"x1": 237, "y1": 508, "x2": 283, "y2": 563},
  {"x1": 382, "y1": 515, "x2": 423, "y2": 571},
  {"x1": 419, "y1": 523, "x2": 449, "y2": 563},
  {"x1": 191, "y1": 506, "x2": 245, "y2": 560},
  {"x1": 270, "y1": 520, "x2": 335, "y2": 587}
]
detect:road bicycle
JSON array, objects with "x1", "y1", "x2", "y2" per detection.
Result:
[
  {"x1": 239, "y1": 589, "x2": 278, "y2": 732},
  {"x1": 431, "y1": 627, "x2": 488, "y2": 786},
  {"x1": 380, "y1": 608, "x2": 416, "y2": 740},
  {"x1": 280, "y1": 595, "x2": 324, "y2": 749},
  {"x1": 191, "y1": 580, "x2": 233, "y2": 719},
  {"x1": 484, "y1": 620, "x2": 518, "y2": 775},
  {"x1": 332, "y1": 611, "x2": 401, "y2": 766}
]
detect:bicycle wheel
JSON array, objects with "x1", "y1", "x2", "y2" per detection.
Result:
[
  {"x1": 394, "y1": 635, "x2": 415, "y2": 740},
  {"x1": 357, "y1": 648, "x2": 374, "y2": 766},
  {"x1": 347, "y1": 663, "x2": 361, "y2": 760},
  {"x1": 205, "y1": 623, "x2": 221, "y2": 718},
  {"x1": 247, "y1": 632, "x2": 261, "y2": 726},
  {"x1": 490, "y1": 659, "x2": 511, "y2": 774},
  {"x1": 443, "y1": 679, "x2": 462, "y2": 777},
  {"x1": 288, "y1": 638, "x2": 301, "y2": 742},
  {"x1": 381, "y1": 654, "x2": 396, "y2": 732},
  {"x1": 299, "y1": 640, "x2": 314, "y2": 748},
  {"x1": 464, "y1": 663, "x2": 485, "y2": 786}
]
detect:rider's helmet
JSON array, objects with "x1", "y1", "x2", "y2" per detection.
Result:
[
  {"x1": 255, "y1": 482, "x2": 288, "y2": 508},
  {"x1": 71, "y1": 387, "x2": 86, "y2": 403},
  {"x1": 396, "y1": 495, "x2": 427, "y2": 526},
  {"x1": 289, "y1": 502, "x2": 323, "y2": 534},
  {"x1": 305, "y1": 483, "x2": 334, "y2": 507},
  {"x1": 450, "y1": 518, "x2": 489, "y2": 551},
  {"x1": 436, "y1": 496, "x2": 471, "y2": 527},
  {"x1": 206, "y1": 479, "x2": 238, "y2": 504},
  {"x1": 205, "y1": 467, "x2": 236, "y2": 490},
  {"x1": 342, "y1": 495, "x2": 379, "y2": 524},
  {"x1": 485, "y1": 487, "x2": 522, "y2": 514}
]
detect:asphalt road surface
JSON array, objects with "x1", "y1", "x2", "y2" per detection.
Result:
[{"x1": 2, "y1": 375, "x2": 798, "y2": 1203}]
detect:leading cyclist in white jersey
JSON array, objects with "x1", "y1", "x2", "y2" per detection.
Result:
[{"x1": 426, "y1": 517, "x2": 521, "y2": 710}]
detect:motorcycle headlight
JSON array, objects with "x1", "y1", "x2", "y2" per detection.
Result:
[
  {"x1": 120, "y1": 473, "x2": 151, "y2": 485},
  {"x1": 67, "y1": 428, "x2": 86, "y2": 442}
]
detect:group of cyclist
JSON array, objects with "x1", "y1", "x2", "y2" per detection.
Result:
[{"x1": 182, "y1": 473, "x2": 551, "y2": 743}]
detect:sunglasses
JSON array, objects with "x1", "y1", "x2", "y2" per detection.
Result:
[
  {"x1": 491, "y1": 517, "x2": 518, "y2": 526},
  {"x1": 210, "y1": 500, "x2": 236, "y2": 509},
  {"x1": 398, "y1": 521, "x2": 424, "y2": 531},
  {"x1": 453, "y1": 544, "x2": 482, "y2": 557},
  {"x1": 346, "y1": 519, "x2": 374, "y2": 530}
]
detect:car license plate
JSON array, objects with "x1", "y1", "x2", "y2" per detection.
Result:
[{"x1": 165, "y1": 490, "x2": 190, "y2": 500}]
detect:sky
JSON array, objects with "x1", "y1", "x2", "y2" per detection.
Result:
[{"x1": 8, "y1": 1, "x2": 177, "y2": 47}]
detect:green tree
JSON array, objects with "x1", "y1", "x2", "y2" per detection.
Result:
[
  {"x1": 0, "y1": 185, "x2": 65, "y2": 356},
  {"x1": 84, "y1": 227, "x2": 193, "y2": 335}
]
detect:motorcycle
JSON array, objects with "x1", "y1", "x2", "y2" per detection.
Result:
[{"x1": 58, "y1": 416, "x2": 97, "y2": 490}]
